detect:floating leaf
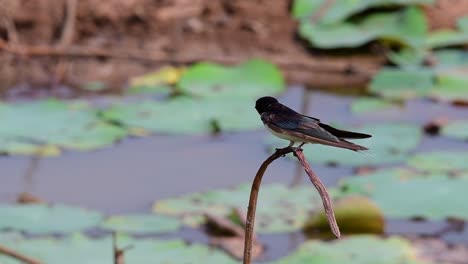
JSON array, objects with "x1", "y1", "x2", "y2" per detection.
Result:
[
  {"x1": 177, "y1": 59, "x2": 284, "y2": 99},
  {"x1": 0, "y1": 234, "x2": 237, "y2": 264},
  {"x1": 0, "y1": 100, "x2": 127, "y2": 155},
  {"x1": 350, "y1": 98, "x2": 397, "y2": 113},
  {"x1": 408, "y1": 151, "x2": 468, "y2": 173},
  {"x1": 304, "y1": 195, "x2": 384, "y2": 236},
  {"x1": 427, "y1": 16, "x2": 468, "y2": 49},
  {"x1": 292, "y1": 0, "x2": 433, "y2": 23},
  {"x1": 270, "y1": 123, "x2": 421, "y2": 166},
  {"x1": 369, "y1": 68, "x2": 434, "y2": 99},
  {"x1": 0, "y1": 204, "x2": 102, "y2": 234},
  {"x1": 298, "y1": 7, "x2": 427, "y2": 48},
  {"x1": 101, "y1": 214, "x2": 181, "y2": 234},
  {"x1": 154, "y1": 183, "x2": 336, "y2": 233},
  {"x1": 128, "y1": 66, "x2": 185, "y2": 94},
  {"x1": 431, "y1": 73, "x2": 468, "y2": 102},
  {"x1": 340, "y1": 168, "x2": 468, "y2": 220},
  {"x1": 441, "y1": 120, "x2": 468, "y2": 140},
  {"x1": 275, "y1": 235, "x2": 424, "y2": 264},
  {"x1": 102, "y1": 97, "x2": 262, "y2": 135}
]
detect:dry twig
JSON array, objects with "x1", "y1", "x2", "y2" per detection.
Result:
[{"x1": 243, "y1": 147, "x2": 340, "y2": 264}]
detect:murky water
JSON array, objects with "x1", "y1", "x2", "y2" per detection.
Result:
[{"x1": 1, "y1": 86, "x2": 467, "y2": 259}]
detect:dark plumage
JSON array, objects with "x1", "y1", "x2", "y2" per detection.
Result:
[{"x1": 255, "y1": 96, "x2": 371, "y2": 151}]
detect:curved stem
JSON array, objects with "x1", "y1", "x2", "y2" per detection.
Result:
[{"x1": 243, "y1": 147, "x2": 294, "y2": 264}]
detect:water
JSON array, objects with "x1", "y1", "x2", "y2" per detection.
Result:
[{"x1": 1, "y1": 86, "x2": 467, "y2": 259}]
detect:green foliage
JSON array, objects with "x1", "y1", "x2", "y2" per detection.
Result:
[
  {"x1": 0, "y1": 100, "x2": 127, "y2": 156},
  {"x1": 441, "y1": 120, "x2": 468, "y2": 141},
  {"x1": 369, "y1": 69, "x2": 434, "y2": 99},
  {"x1": 0, "y1": 234, "x2": 237, "y2": 264},
  {"x1": 101, "y1": 215, "x2": 182, "y2": 234},
  {"x1": 274, "y1": 235, "x2": 424, "y2": 264},
  {"x1": 298, "y1": 7, "x2": 427, "y2": 48},
  {"x1": 178, "y1": 59, "x2": 284, "y2": 99},
  {"x1": 153, "y1": 183, "x2": 338, "y2": 233},
  {"x1": 350, "y1": 98, "x2": 397, "y2": 113},
  {"x1": 0, "y1": 204, "x2": 102, "y2": 234},
  {"x1": 340, "y1": 168, "x2": 468, "y2": 220},
  {"x1": 408, "y1": 151, "x2": 468, "y2": 173}
]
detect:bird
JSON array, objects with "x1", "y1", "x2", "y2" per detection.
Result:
[{"x1": 255, "y1": 96, "x2": 371, "y2": 151}]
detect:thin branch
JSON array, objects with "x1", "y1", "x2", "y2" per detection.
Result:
[
  {"x1": 293, "y1": 149, "x2": 341, "y2": 238},
  {"x1": 243, "y1": 146, "x2": 295, "y2": 264},
  {"x1": 243, "y1": 147, "x2": 340, "y2": 264},
  {"x1": 0, "y1": 245, "x2": 42, "y2": 264}
]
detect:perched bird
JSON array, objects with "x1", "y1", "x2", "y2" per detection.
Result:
[{"x1": 255, "y1": 96, "x2": 371, "y2": 151}]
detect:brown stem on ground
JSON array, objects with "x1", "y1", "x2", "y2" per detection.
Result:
[
  {"x1": 0, "y1": 245, "x2": 43, "y2": 264},
  {"x1": 243, "y1": 147, "x2": 340, "y2": 264}
]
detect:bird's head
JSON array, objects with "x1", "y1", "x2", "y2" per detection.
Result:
[{"x1": 255, "y1": 96, "x2": 278, "y2": 114}]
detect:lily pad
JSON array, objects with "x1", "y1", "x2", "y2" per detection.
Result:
[
  {"x1": 441, "y1": 120, "x2": 468, "y2": 140},
  {"x1": 408, "y1": 151, "x2": 468, "y2": 173},
  {"x1": 292, "y1": 0, "x2": 433, "y2": 23},
  {"x1": 275, "y1": 235, "x2": 424, "y2": 264},
  {"x1": 350, "y1": 98, "x2": 397, "y2": 113},
  {"x1": 304, "y1": 195, "x2": 384, "y2": 236},
  {"x1": 153, "y1": 183, "x2": 336, "y2": 233},
  {"x1": 431, "y1": 73, "x2": 468, "y2": 102},
  {"x1": 340, "y1": 168, "x2": 468, "y2": 220},
  {"x1": 369, "y1": 68, "x2": 434, "y2": 99},
  {"x1": 0, "y1": 234, "x2": 237, "y2": 264},
  {"x1": 128, "y1": 66, "x2": 185, "y2": 95},
  {"x1": 101, "y1": 97, "x2": 263, "y2": 135},
  {"x1": 0, "y1": 204, "x2": 103, "y2": 234},
  {"x1": 275, "y1": 123, "x2": 422, "y2": 166},
  {"x1": 298, "y1": 7, "x2": 427, "y2": 49},
  {"x1": 101, "y1": 214, "x2": 181, "y2": 234},
  {"x1": 427, "y1": 17, "x2": 468, "y2": 49},
  {"x1": 177, "y1": 59, "x2": 284, "y2": 99},
  {"x1": 0, "y1": 100, "x2": 127, "y2": 155}
]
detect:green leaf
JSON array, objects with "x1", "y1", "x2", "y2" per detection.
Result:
[
  {"x1": 0, "y1": 234, "x2": 237, "y2": 264},
  {"x1": 441, "y1": 120, "x2": 468, "y2": 141},
  {"x1": 102, "y1": 97, "x2": 263, "y2": 135},
  {"x1": 0, "y1": 204, "x2": 102, "y2": 234},
  {"x1": 0, "y1": 100, "x2": 127, "y2": 155},
  {"x1": 408, "y1": 151, "x2": 468, "y2": 173},
  {"x1": 340, "y1": 168, "x2": 468, "y2": 220},
  {"x1": 304, "y1": 195, "x2": 384, "y2": 236},
  {"x1": 292, "y1": 0, "x2": 433, "y2": 24},
  {"x1": 153, "y1": 183, "x2": 338, "y2": 233},
  {"x1": 270, "y1": 123, "x2": 421, "y2": 166},
  {"x1": 350, "y1": 98, "x2": 397, "y2": 114},
  {"x1": 177, "y1": 59, "x2": 284, "y2": 99},
  {"x1": 431, "y1": 73, "x2": 468, "y2": 102},
  {"x1": 369, "y1": 68, "x2": 434, "y2": 99},
  {"x1": 101, "y1": 214, "x2": 181, "y2": 234},
  {"x1": 127, "y1": 66, "x2": 184, "y2": 95},
  {"x1": 275, "y1": 235, "x2": 424, "y2": 264},
  {"x1": 427, "y1": 17, "x2": 468, "y2": 49},
  {"x1": 298, "y1": 7, "x2": 427, "y2": 48}
]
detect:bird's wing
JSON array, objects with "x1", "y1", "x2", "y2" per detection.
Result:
[{"x1": 262, "y1": 112, "x2": 340, "y2": 143}]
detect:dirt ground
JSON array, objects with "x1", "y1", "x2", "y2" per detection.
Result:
[{"x1": 0, "y1": 0, "x2": 466, "y2": 98}]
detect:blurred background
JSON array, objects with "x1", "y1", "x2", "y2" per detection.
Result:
[{"x1": 0, "y1": 0, "x2": 467, "y2": 263}]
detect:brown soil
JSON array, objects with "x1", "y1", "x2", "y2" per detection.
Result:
[{"x1": 0, "y1": 0, "x2": 464, "y2": 99}]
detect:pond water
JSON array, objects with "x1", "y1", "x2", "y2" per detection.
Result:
[{"x1": 1, "y1": 86, "x2": 467, "y2": 260}]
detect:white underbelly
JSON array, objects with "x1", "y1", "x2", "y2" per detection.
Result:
[{"x1": 265, "y1": 125, "x2": 305, "y2": 143}]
